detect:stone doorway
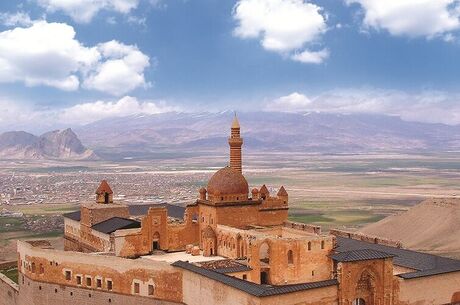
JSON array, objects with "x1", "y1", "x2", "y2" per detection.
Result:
[{"x1": 152, "y1": 232, "x2": 160, "y2": 251}]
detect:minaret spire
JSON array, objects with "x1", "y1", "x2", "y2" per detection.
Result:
[{"x1": 228, "y1": 113, "x2": 243, "y2": 173}]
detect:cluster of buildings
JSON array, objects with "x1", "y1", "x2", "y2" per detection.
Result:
[
  {"x1": 1, "y1": 117, "x2": 460, "y2": 305},
  {"x1": 0, "y1": 169, "x2": 203, "y2": 206}
]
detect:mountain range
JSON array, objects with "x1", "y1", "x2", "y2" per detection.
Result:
[
  {"x1": 75, "y1": 111, "x2": 460, "y2": 159},
  {"x1": 2, "y1": 111, "x2": 460, "y2": 160},
  {"x1": 0, "y1": 129, "x2": 98, "y2": 160}
]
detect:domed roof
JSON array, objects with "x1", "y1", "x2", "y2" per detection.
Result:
[{"x1": 207, "y1": 167, "x2": 249, "y2": 196}]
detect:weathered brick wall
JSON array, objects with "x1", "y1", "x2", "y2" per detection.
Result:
[
  {"x1": 18, "y1": 274, "x2": 182, "y2": 305},
  {"x1": 0, "y1": 272, "x2": 19, "y2": 305},
  {"x1": 247, "y1": 235, "x2": 334, "y2": 285},
  {"x1": 80, "y1": 204, "x2": 129, "y2": 227},
  {"x1": 17, "y1": 241, "x2": 183, "y2": 303}
]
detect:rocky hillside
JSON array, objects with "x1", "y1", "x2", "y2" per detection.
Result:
[
  {"x1": 360, "y1": 198, "x2": 460, "y2": 258},
  {"x1": 0, "y1": 129, "x2": 98, "y2": 160}
]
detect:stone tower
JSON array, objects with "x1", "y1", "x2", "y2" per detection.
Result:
[
  {"x1": 96, "y1": 180, "x2": 113, "y2": 204},
  {"x1": 228, "y1": 114, "x2": 243, "y2": 173}
]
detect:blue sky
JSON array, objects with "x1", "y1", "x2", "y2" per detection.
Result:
[{"x1": 1, "y1": 0, "x2": 460, "y2": 131}]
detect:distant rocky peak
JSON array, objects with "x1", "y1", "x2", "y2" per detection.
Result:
[{"x1": 0, "y1": 128, "x2": 99, "y2": 160}]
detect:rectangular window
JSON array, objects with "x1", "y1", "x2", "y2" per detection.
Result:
[
  {"x1": 76, "y1": 275, "x2": 82, "y2": 285},
  {"x1": 86, "y1": 277, "x2": 92, "y2": 287},
  {"x1": 96, "y1": 278, "x2": 102, "y2": 288},
  {"x1": 107, "y1": 280, "x2": 113, "y2": 291},
  {"x1": 65, "y1": 271, "x2": 71, "y2": 281},
  {"x1": 148, "y1": 285, "x2": 154, "y2": 296},
  {"x1": 243, "y1": 274, "x2": 247, "y2": 280},
  {"x1": 134, "y1": 282, "x2": 140, "y2": 294}
]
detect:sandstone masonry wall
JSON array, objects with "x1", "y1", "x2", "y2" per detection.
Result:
[
  {"x1": 398, "y1": 271, "x2": 460, "y2": 305},
  {"x1": 18, "y1": 274, "x2": 182, "y2": 305},
  {"x1": 181, "y1": 268, "x2": 338, "y2": 305},
  {"x1": 0, "y1": 272, "x2": 19, "y2": 305}
]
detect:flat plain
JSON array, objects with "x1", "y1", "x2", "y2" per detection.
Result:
[{"x1": 1, "y1": 152, "x2": 459, "y2": 262}]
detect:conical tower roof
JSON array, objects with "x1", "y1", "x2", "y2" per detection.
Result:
[
  {"x1": 96, "y1": 180, "x2": 113, "y2": 194},
  {"x1": 277, "y1": 186, "x2": 288, "y2": 197},
  {"x1": 231, "y1": 113, "x2": 240, "y2": 129},
  {"x1": 260, "y1": 184, "x2": 269, "y2": 195}
]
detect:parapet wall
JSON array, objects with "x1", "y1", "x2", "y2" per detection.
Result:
[
  {"x1": 329, "y1": 229, "x2": 403, "y2": 248},
  {"x1": 284, "y1": 221, "x2": 321, "y2": 235},
  {"x1": 0, "y1": 272, "x2": 19, "y2": 305}
]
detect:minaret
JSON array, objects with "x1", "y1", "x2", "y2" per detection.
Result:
[{"x1": 228, "y1": 113, "x2": 243, "y2": 173}]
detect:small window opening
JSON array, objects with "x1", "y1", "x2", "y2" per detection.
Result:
[{"x1": 148, "y1": 284, "x2": 154, "y2": 296}]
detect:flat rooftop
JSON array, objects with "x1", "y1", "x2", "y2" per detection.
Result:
[{"x1": 142, "y1": 251, "x2": 226, "y2": 264}]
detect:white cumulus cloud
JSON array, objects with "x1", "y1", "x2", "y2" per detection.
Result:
[
  {"x1": 0, "y1": 96, "x2": 179, "y2": 131},
  {"x1": 0, "y1": 21, "x2": 150, "y2": 95},
  {"x1": 291, "y1": 49, "x2": 330, "y2": 64},
  {"x1": 83, "y1": 41, "x2": 150, "y2": 95},
  {"x1": 37, "y1": 0, "x2": 140, "y2": 23},
  {"x1": 0, "y1": 12, "x2": 34, "y2": 27},
  {"x1": 233, "y1": 0, "x2": 329, "y2": 64},
  {"x1": 346, "y1": 0, "x2": 460, "y2": 38},
  {"x1": 266, "y1": 89, "x2": 460, "y2": 125},
  {"x1": 59, "y1": 96, "x2": 178, "y2": 124}
]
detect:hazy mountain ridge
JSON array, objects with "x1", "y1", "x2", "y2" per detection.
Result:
[
  {"x1": 76, "y1": 111, "x2": 460, "y2": 157},
  {"x1": 0, "y1": 128, "x2": 98, "y2": 160}
]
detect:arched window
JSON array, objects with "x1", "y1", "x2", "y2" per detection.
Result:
[
  {"x1": 287, "y1": 250, "x2": 293, "y2": 265},
  {"x1": 308, "y1": 241, "x2": 312, "y2": 251},
  {"x1": 259, "y1": 242, "x2": 270, "y2": 264},
  {"x1": 352, "y1": 298, "x2": 365, "y2": 305}
]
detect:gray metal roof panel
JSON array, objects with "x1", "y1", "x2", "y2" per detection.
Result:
[
  {"x1": 330, "y1": 249, "x2": 395, "y2": 262},
  {"x1": 213, "y1": 265, "x2": 253, "y2": 274},
  {"x1": 336, "y1": 237, "x2": 460, "y2": 279},
  {"x1": 63, "y1": 210, "x2": 81, "y2": 221},
  {"x1": 128, "y1": 203, "x2": 186, "y2": 219},
  {"x1": 91, "y1": 217, "x2": 140, "y2": 234}
]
